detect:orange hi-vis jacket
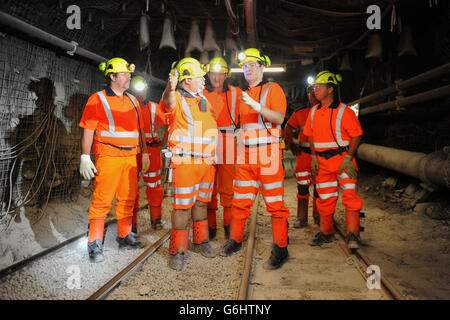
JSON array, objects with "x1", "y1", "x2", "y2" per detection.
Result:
[
  {"x1": 287, "y1": 106, "x2": 312, "y2": 147},
  {"x1": 303, "y1": 101, "x2": 362, "y2": 152},
  {"x1": 165, "y1": 89, "x2": 218, "y2": 162},
  {"x1": 287, "y1": 106, "x2": 314, "y2": 191},
  {"x1": 79, "y1": 87, "x2": 144, "y2": 157},
  {"x1": 140, "y1": 100, "x2": 167, "y2": 144},
  {"x1": 239, "y1": 81, "x2": 286, "y2": 163}
]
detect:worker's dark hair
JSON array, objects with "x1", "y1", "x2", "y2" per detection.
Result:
[{"x1": 328, "y1": 83, "x2": 340, "y2": 102}]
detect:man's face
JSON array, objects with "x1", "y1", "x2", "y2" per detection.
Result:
[
  {"x1": 243, "y1": 61, "x2": 264, "y2": 83},
  {"x1": 308, "y1": 90, "x2": 319, "y2": 106},
  {"x1": 208, "y1": 72, "x2": 227, "y2": 90},
  {"x1": 184, "y1": 76, "x2": 205, "y2": 93},
  {"x1": 111, "y1": 72, "x2": 131, "y2": 90},
  {"x1": 312, "y1": 84, "x2": 333, "y2": 101}
]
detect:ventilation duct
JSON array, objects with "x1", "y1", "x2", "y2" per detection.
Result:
[
  {"x1": 203, "y1": 19, "x2": 220, "y2": 52},
  {"x1": 159, "y1": 14, "x2": 176, "y2": 50},
  {"x1": 365, "y1": 33, "x2": 383, "y2": 60},
  {"x1": 139, "y1": 14, "x2": 150, "y2": 51},
  {"x1": 185, "y1": 19, "x2": 203, "y2": 55}
]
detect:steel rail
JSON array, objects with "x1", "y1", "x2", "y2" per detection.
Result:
[{"x1": 87, "y1": 229, "x2": 171, "y2": 300}]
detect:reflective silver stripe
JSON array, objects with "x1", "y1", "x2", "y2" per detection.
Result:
[
  {"x1": 296, "y1": 171, "x2": 310, "y2": 177},
  {"x1": 141, "y1": 170, "x2": 161, "y2": 178},
  {"x1": 145, "y1": 181, "x2": 161, "y2": 188},
  {"x1": 230, "y1": 85, "x2": 236, "y2": 123},
  {"x1": 264, "y1": 195, "x2": 283, "y2": 203},
  {"x1": 311, "y1": 102, "x2": 350, "y2": 149},
  {"x1": 261, "y1": 181, "x2": 283, "y2": 190},
  {"x1": 341, "y1": 183, "x2": 356, "y2": 190},
  {"x1": 241, "y1": 123, "x2": 281, "y2": 130},
  {"x1": 100, "y1": 131, "x2": 139, "y2": 138},
  {"x1": 243, "y1": 136, "x2": 277, "y2": 145},
  {"x1": 318, "y1": 192, "x2": 339, "y2": 200},
  {"x1": 234, "y1": 193, "x2": 256, "y2": 200},
  {"x1": 199, "y1": 182, "x2": 214, "y2": 190},
  {"x1": 300, "y1": 142, "x2": 310, "y2": 147},
  {"x1": 175, "y1": 136, "x2": 218, "y2": 144},
  {"x1": 179, "y1": 93, "x2": 195, "y2": 137},
  {"x1": 97, "y1": 91, "x2": 115, "y2": 131},
  {"x1": 338, "y1": 172, "x2": 349, "y2": 180},
  {"x1": 145, "y1": 133, "x2": 154, "y2": 138},
  {"x1": 198, "y1": 191, "x2": 212, "y2": 198},
  {"x1": 316, "y1": 181, "x2": 338, "y2": 189},
  {"x1": 174, "y1": 185, "x2": 199, "y2": 194},
  {"x1": 150, "y1": 102, "x2": 157, "y2": 137},
  {"x1": 97, "y1": 91, "x2": 139, "y2": 140},
  {"x1": 172, "y1": 196, "x2": 196, "y2": 206},
  {"x1": 298, "y1": 179, "x2": 311, "y2": 185},
  {"x1": 234, "y1": 180, "x2": 259, "y2": 188}
]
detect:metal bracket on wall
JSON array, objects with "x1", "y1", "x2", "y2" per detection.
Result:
[{"x1": 67, "y1": 41, "x2": 78, "y2": 56}]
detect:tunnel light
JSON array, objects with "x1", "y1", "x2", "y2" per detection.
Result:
[
  {"x1": 307, "y1": 76, "x2": 314, "y2": 85},
  {"x1": 230, "y1": 65, "x2": 286, "y2": 73},
  {"x1": 133, "y1": 81, "x2": 146, "y2": 92}
]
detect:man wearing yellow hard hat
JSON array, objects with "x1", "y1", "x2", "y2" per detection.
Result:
[
  {"x1": 79, "y1": 57, "x2": 150, "y2": 263},
  {"x1": 161, "y1": 57, "x2": 218, "y2": 271},
  {"x1": 129, "y1": 75, "x2": 168, "y2": 233},
  {"x1": 221, "y1": 48, "x2": 290, "y2": 270},
  {"x1": 202, "y1": 57, "x2": 242, "y2": 240},
  {"x1": 303, "y1": 70, "x2": 364, "y2": 249}
]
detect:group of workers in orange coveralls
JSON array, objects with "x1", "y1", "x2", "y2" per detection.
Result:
[{"x1": 79, "y1": 48, "x2": 364, "y2": 271}]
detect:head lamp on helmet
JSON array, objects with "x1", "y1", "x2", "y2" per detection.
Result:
[
  {"x1": 207, "y1": 57, "x2": 230, "y2": 77},
  {"x1": 99, "y1": 57, "x2": 135, "y2": 76},
  {"x1": 238, "y1": 48, "x2": 271, "y2": 68}
]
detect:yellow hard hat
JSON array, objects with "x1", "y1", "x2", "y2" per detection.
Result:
[
  {"x1": 130, "y1": 76, "x2": 148, "y2": 92},
  {"x1": 175, "y1": 57, "x2": 207, "y2": 82},
  {"x1": 314, "y1": 70, "x2": 343, "y2": 85},
  {"x1": 238, "y1": 48, "x2": 271, "y2": 67},
  {"x1": 208, "y1": 57, "x2": 230, "y2": 77},
  {"x1": 99, "y1": 57, "x2": 135, "y2": 76}
]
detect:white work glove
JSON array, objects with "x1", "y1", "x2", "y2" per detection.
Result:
[
  {"x1": 80, "y1": 154, "x2": 97, "y2": 180},
  {"x1": 240, "y1": 91, "x2": 261, "y2": 113}
]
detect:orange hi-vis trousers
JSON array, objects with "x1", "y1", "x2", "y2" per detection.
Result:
[
  {"x1": 170, "y1": 159, "x2": 216, "y2": 210},
  {"x1": 134, "y1": 146, "x2": 164, "y2": 223},
  {"x1": 230, "y1": 147, "x2": 290, "y2": 247},
  {"x1": 207, "y1": 132, "x2": 237, "y2": 229},
  {"x1": 315, "y1": 152, "x2": 363, "y2": 218},
  {"x1": 295, "y1": 150, "x2": 313, "y2": 199},
  {"x1": 88, "y1": 155, "x2": 138, "y2": 221}
]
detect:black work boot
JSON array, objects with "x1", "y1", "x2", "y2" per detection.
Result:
[
  {"x1": 345, "y1": 232, "x2": 361, "y2": 249},
  {"x1": 223, "y1": 225, "x2": 230, "y2": 239},
  {"x1": 151, "y1": 219, "x2": 163, "y2": 230},
  {"x1": 310, "y1": 232, "x2": 336, "y2": 246},
  {"x1": 88, "y1": 239, "x2": 105, "y2": 263},
  {"x1": 169, "y1": 253, "x2": 186, "y2": 271},
  {"x1": 194, "y1": 240, "x2": 216, "y2": 258},
  {"x1": 208, "y1": 227, "x2": 217, "y2": 240},
  {"x1": 116, "y1": 233, "x2": 143, "y2": 249},
  {"x1": 263, "y1": 244, "x2": 289, "y2": 270},
  {"x1": 220, "y1": 239, "x2": 242, "y2": 256}
]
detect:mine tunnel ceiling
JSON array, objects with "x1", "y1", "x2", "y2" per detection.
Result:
[{"x1": 1, "y1": 0, "x2": 394, "y2": 74}]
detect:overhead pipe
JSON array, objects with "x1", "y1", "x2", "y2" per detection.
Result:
[
  {"x1": 356, "y1": 143, "x2": 450, "y2": 189},
  {"x1": 349, "y1": 62, "x2": 450, "y2": 106},
  {"x1": 244, "y1": 0, "x2": 259, "y2": 48},
  {"x1": 359, "y1": 84, "x2": 450, "y2": 116},
  {"x1": 0, "y1": 10, "x2": 167, "y2": 86}
]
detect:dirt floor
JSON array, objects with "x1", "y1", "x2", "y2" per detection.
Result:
[{"x1": 0, "y1": 170, "x2": 449, "y2": 300}]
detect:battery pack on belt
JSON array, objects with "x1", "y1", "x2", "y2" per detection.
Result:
[
  {"x1": 316, "y1": 146, "x2": 348, "y2": 159},
  {"x1": 97, "y1": 141, "x2": 136, "y2": 151},
  {"x1": 146, "y1": 140, "x2": 160, "y2": 147}
]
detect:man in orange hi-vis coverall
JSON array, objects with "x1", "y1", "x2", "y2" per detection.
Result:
[
  {"x1": 221, "y1": 48, "x2": 290, "y2": 270},
  {"x1": 284, "y1": 85, "x2": 320, "y2": 228},
  {"x1": 79, "y1": 58, "x2": 150, "y2": 263},
  {"x1": 161, "y1": 57, "x2": 218, "y2": 271},
  {"x1": 203, "y1": 57, "x2": 241, "y2": 240},
  {"x1": 129, "y1": 76, "x2": 168, "y2": 233},
  {"x1": 303, "y1": 70, "x2": 364, "y2": 249}
]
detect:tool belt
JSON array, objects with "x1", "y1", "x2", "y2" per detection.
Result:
[
  {"x1": 316, "y1": 146, "x2": 348, "y2": 159},
  {"x1": 97, "y1": 141, "x2": 136, "y2": 151}
]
